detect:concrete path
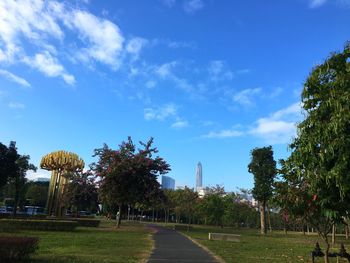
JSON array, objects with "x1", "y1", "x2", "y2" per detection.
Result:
[{"x1": 148, "y1": 225, "x2": 219, "y2": 263}]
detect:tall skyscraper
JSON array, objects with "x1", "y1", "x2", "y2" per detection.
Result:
[
  {"x1": 161, "y1": 175, "x2": 175, "y2": 190},
  {"x1": 196, "y1": 162, "x2": 202, "y2": 191}
]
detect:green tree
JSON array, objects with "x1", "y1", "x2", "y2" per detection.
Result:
[
  {"x1": 248, "y1": 146, "x2": 276, "y2": 234},
  {"x1": 25, "y1": 181, "x2": 49, "y2": 207},
  {"x1": 284, "y1": 43, "x2": 350, "y2": 263},
  {"x1": 0, "y1": 142, "x2": 18, "y2": 189},
  {"x1": 175, "y1": 187, "x2": 198, "y2": 228},
  {"x1": 92, "y1": 137, "x2": 170, "y2": 228},
  {"x1": 62, "y1": 171, "x2": 98, "y2": 215}
]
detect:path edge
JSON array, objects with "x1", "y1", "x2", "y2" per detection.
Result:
[{"x1": 177, "y1": 230, "x2": 226, "y2": 263}]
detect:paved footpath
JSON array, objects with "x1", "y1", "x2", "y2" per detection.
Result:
[{"x1": 147, "y1": 225, "x2": 219, "y2": 263}]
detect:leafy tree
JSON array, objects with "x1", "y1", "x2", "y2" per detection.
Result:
[
  {"x1": 283, "y1": 43, "x2": 350, "y2": 263},
  {"x1": 92, "y1": 137, "x2": 170, "y2": 227},
  {"x1": 62, "y1": 171, "x2": 98, "y2": 215},
  {"x1": 174, "y1": 187, "x2": 198, "y2": 228},
  {"x1": 0, "y1": 142, "x2": 36, "y2": 215},
  {"x1": 0, "y1": 142, "x2": 18, "y2": 189},
  {"x1": 25, "y1": 181, "x2": 49, "y2": 207},
  {"x1": 248, "y1": 146, "x2": 276, "y2": 234},
  {"x1": 198, "y1": 186, "x2": 226, "y2": 226}
]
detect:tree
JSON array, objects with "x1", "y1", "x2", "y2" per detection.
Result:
[
  {"x1": 62, "y1": 171, "x2": 98, "y2": 215},
  {"x1": 283, "y1": 43, "x2": 350, "y2": 263},
  {"x1": 0, "y1": 142, "x2": 36, "y2": 215},
  {"x1": 248, "y1": 146, "x2": 276, "y2": 234},
  {"x1": 25, "y1": 181, "x2": 49, "y2": 207},
  {"x1": 0, "y1": 142, "x2": 18, "y2": 189},
  {"x1": 10, "y1": 151, "x2": 36, "y2": 216},
  {"x1": 174, "y1": 187, "x2": 198, "y2": 228},
  {"x1": 92, "y1": 137, "x2": 170, "y2": 228}
]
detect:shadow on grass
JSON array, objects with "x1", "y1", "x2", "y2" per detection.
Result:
[{"x1": 23, "y1": 257, "x2": 79, "y2": 263}]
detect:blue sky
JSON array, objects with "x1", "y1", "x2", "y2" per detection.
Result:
[{"x1": 0, "y1": 0, "x2": 349, "y2": 191}]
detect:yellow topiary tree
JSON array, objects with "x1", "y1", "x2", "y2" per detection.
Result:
[{"x1": 40, "y1": 151, "x2": 84, "y2": 217}]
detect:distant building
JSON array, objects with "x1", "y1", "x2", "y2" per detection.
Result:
[
  {"x1": 161, "y1": 175, "x2": 175, "y2": 190},
  {"x1": 195, "y1": 162, "x2": 203, "y2": 192}
]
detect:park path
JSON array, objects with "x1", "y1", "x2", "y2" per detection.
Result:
[{"x1": 147, "y1": 225, "x2": 219, "y2": 263}]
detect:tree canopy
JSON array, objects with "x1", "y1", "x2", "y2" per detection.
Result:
[
  {"x1": 92, "y1": 137, "x2": 170, "y2": 227},
  {"x1": 248, "y1": 146, "x2": 276, "y2": 234},
  {"x1": 276, "y1": 43, "x2": 350, "y2": 262}
]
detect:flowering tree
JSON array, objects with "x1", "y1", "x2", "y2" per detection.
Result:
[{"x1": 92, "y1": 137, "x2": 170, "y2": 228}]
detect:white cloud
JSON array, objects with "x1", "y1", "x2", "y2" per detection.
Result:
[
  {"x1": 69, "y1": 10, "x2": 124, "y2": 68},
  {"x1": 183, "y1": 0, "x2": 204, "y2": 13},
  {"x1": 144, "y1": 104, "x2": 177, "y2": 121},
  {"x1": 309, "y1": 0, "x2": 328, "y2": 8},
  {"x1": 23, "y1": 51, "x2": 75, "y2": 85},
  {"x1": 0, "y1": 0, "x2": 129, "y2": 84},
  {"x1": 202, "y1": 129, "x2": 244, "y2": 139},
  {"x1": 208, "y1": 60, "x2": 234, "y2": 81},
  {"x1": 160, "y1": 0, "x2": 176, "y2": 7},
  {"x1": 171, "y1": 119, "x2": 188, "y2": 129},
  {"x1": 308, "y1": 0, "x2": 350, "y2": 8},
  {"x1": 8, "y1": 102, "x2": 25, "y2": 109},
  {"x1": 155, "y1": 62, "x2": 177, "y2": 78},
  {"x1": 26, "y1": 169, "x2": 51, "y2": 181},
  {"x1": 233, "y1": 88, "x2": 261, "y2": 106},
  {"x1": 126, "y1": 37, "x2": 148, "y2": 59},
  {"x1": 0, "y1": 69, "x2": 31, "y2": 87},
  {"x1": 250, "y1": 102, "x2": 303, "y2": 144},
  {"x1": 146, "y1": 80, "x2": 156, "y2": 89}
]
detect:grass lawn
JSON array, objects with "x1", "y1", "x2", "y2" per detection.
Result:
[
  {"x1": 0, "y1": 219, "x2": 153, "y2": 263},
  {"x1": 170, "y1": 224, "x2": 350, "y2": 263}
]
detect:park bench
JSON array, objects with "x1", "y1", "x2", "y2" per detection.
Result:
[{"x1": 208, "y1": 232, "x2": 241, "y2": 242}]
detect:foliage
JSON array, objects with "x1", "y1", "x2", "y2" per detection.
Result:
[
  {"x1": 0, "y1": 219, "x2": 78, "y2": 231},
  {"x1": 62, "y1": 171, "x2": 98, "y2": 214},
  {"x1": 0, "y1": 141, "x2": 18, "y2": 189},
  {"x1": 92, "y1": 137, "x2": 170, "y2": 227},
  {"x1": 0, "y1": 236, "x2": 39, "y2": 260},
  {"x1": 197, "y1": 186, "x2": 226, "y2": 226},
  {"x1": 25, "y1": 181, "x2": 49, "y2": 207},
  {"x1": 248, "y1": 146, "x2": 276, "y2": 234},
  {"x1": 1, "y1": 142, "x2": 37, "y2": 216},
  {"x1": 276, "y1": 43, "x2": 350, "y2": 262}
]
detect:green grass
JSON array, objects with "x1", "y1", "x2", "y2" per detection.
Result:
[
  {"x1": 0, "y1": 219, "x2": 153, "y2": 263},
  {"x1": 171, "y1": 224, "x2": 350, "y2": 263}
]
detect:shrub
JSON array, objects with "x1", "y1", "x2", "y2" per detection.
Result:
[
  {"x1": 71, "y1": 218, "x2": 101, "y2": 227},
  {"x1": 0, "y1": 236, "x2": 39, "y2": 261},
  {"x1": 0, "y1": 219, "x2": 78, "y2": 231}
]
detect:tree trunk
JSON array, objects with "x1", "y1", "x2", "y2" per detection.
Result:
[
  {"x1": 307, "y1": 224, "x2": 310, "y2": 235},
  {"x1": 116, "y1": 205, "x2": 122, "y2": 228},
  {"x1": 324, "y1": 240, "x2": 330, "y2": 263},
  {"x1": 259, "y1": 201, "x2": 266, "y2": 235},
  {"x1": 332, "y1": 224, "x2": 336, "y2": 245},
  {"x1": 266, "y1": 204, "x2": 272, "y2": 232},
  {"x1": 346, "y1": 224, "x2": 349, "y2": 239},
  {"x1": 12, "y1": 177, "x2": 20, "y2": 216}
]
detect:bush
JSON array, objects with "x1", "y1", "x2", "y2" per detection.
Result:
[
  {"x1": 0, "y1": 214, "x2": 47, "y2": 219},
  {"x1": 0, "y1": 236, "x2": 39, "y2": 261},
  {"x1": 71, "y1": 218, "x2": 100, "y2": 227},
  {"x1": 0, "y1": 219, "x2": 78, "y2": 231}
]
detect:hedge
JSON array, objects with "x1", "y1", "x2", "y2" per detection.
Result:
[
  {"x1": 0, "y1": 236, "x2": 39, "y2": 261},
  {"x1": 71, "y1": 218, "x2": 101, "y2": 227},
  {"x1": 0, "y1": 214, "x2": 47, "y2": 219},
  {"x1": 0, "y1": 219, "x2": 78, "y2": 231}
]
